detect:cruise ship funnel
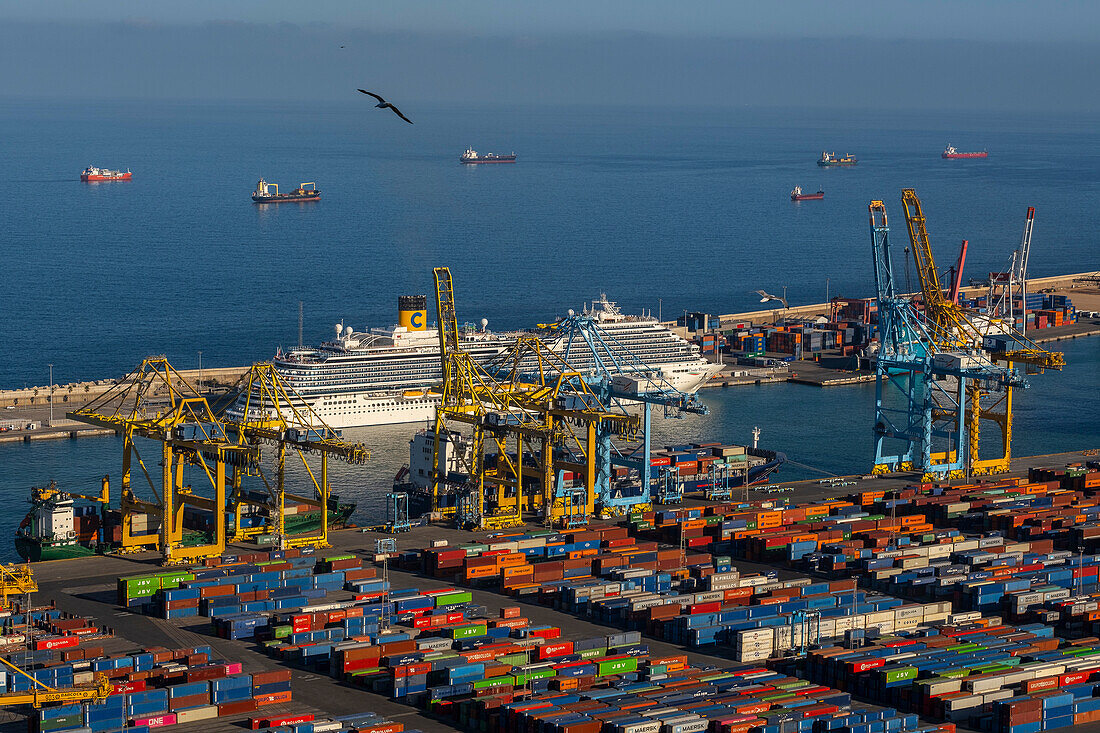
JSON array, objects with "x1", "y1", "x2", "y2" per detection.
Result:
[{"x1": 398, "y1": 295, "x2": 428, "y2": 331}]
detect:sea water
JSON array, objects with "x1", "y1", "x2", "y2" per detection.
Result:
[{"x1": 1, "y1": 99, "x2": 1097, "y2": 560}]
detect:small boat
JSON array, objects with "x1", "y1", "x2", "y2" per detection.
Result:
[
  {"x1": 817, "y1": 151, "x2": 857, "y2": 167},
  {"x1": 81, "y1": 166, "x2": 132, "y2": 182},
  {"x1": 252, "y1": 178, "x2": 320, "y2": 203},
  {"x1": 460, "y1": 148, "x2": 517, "y2": 164},
  {"x1": 942, "y1": 144, "x2": 988, "y2": 159},
  {"x1": 791, "y1": 186, "x2": 824, "y2": 201}
]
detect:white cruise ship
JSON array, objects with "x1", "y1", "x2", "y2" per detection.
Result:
[{"x1": 229, "y1": 295, "x2": 721, "y2": 428}]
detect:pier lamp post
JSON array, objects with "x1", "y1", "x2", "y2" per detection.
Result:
[
  {"x1": 198, "y1": 351, "x2": 203, "y2": 389},
  {"x1": 658, "y1": 298, "x2": 662, "y2": 323},
  {"x1": 47, "y1": 363, "x2": 54, "y2": 427}
]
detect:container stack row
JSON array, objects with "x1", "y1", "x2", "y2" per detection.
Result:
[
  {"x1": 116, "y1": 550, "x2": 376, "y2": 620},
  {"x1": 789, "y1": 618, "x2": 1100, "y2": 733},
  {"x1": 460, "y1": 664, "x2": 948, "y2": 733},
  {"x1": 4, "y1": 640, "x2": 298, "y2": 733}
]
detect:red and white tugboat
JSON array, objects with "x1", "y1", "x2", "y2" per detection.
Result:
[{"x1": 81, "y1": 166, "x2": 132, "y2": 181}]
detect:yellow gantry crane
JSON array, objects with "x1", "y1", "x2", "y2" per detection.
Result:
[
  {"x1": 68, "y1": 357, "x2": 260, "y2": 563},
  {"x1": 0, "y1": 657, "x2": 112, "y2": 708},
  {"x1": 218, "y1": 363, "x2": 370, "y2": 549},
  {"x1": 0, "y1": 564, "x2": 38, "y2": 610},
  {"x1": 430, "y1": 267, "x2": 640, "y2": 530},
  {"x1": 900, "y1": 189, "x2": 1064, "y2": 474}
]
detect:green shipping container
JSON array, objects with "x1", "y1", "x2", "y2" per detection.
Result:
[
  {"x1": 577, "y1": 647, "x2": 607, "y2": 659},
  {"x1": 597, "y1": 657, "x2": 638, "y2": 676},
  {"x1": 451, "y1": 623, "x2": 487, "y2": 639},
  {"x1": 435, "y1": 591, "x2": 473, "y2": 607},
  {"x1": 123, "y1": 575, "x2": 161, "y2": 597},
  {"x1": 39, "y1": 714, "x2": 84, "y2": 731},
  {"x1": 156, "y1": 571, "x2": 195, "y2": 590},
  {"x1": 513, "y1": 668, "x2": 556, "y2": 685},
  {"x1": 884, "y1": 666, "x2": 917, "y2": 683},
  {"x1": 473, "y1": 675, "x2": 514, "y2": 690}
]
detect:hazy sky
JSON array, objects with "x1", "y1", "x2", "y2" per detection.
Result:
[{"x1": 2, "y1": 1, "x2": 1098, "y2": 111}]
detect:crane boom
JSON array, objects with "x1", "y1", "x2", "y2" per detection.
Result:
[{"x1": 0, "y1": 657, "x2": 112, "y2": 707}]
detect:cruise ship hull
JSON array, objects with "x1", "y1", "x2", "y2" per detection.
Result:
[
  {"x1": 256, "y1": 364, "x2": 720, "y2": 428},
  {"x1": 238, "y1": 295, "x2": 723, "y2": 429}
]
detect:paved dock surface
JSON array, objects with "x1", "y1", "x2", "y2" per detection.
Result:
[{"x1": 14, "y1": 449, "x2": 1100, "y2": 733}]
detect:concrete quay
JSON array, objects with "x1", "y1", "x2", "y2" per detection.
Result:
[{"x1": 11, "y1": 449, "x2": 1100, "y2": 733}]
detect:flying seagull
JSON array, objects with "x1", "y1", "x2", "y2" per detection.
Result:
[
  {"x1": 755, "y1": 289, "x2": 789, "y2": 308},
  {"x1": 357, "y1": 89, "x2": 413, "y2": 124}
]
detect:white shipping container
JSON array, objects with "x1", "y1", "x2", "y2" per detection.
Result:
[
  {"x1": 894, "y1": 605, "x2": 924, "y2": 620},
  {"x1": 966, "y1": 674, "x2": 1008, "y2": 693},
  {"x1": 948, "y1": 611, "x2": 982, "y2": 624},
  {"x1": 923, "y1": 678, "x2": 962, "y2": 696},
  {"x1": 175, "y1": 706, "x2": 219, "y2": 724}
]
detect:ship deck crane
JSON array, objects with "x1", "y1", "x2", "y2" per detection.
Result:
[
  {"x1": 0, "y1": 657, "x2": 112, "y2": 708},
  {"x1": 68, "y1": 357, "x2": 261, "y2": 563},
  {"x1": 217, "y1": 363, "x2": 370, "y2": 550}
]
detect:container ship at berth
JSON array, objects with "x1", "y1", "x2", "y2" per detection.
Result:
[
  {"x1": 227, "y1": 294, "x2": 723, "y2": 429},
  {"x1": 817, "y1": 152, "x2": 857, "y2": 167},
  {"x1": 14, "y1": 479, "x2": 353, "y2": 562},
  {"x1": 80, "y1": 166, "x2": 131, "y2": 181},
  {"x1": 791, "y1": 186, "x2": 824, "y2": 201},
  {"x1": 396, "y1": 428, "x2": 786, "y2": 518},
  {"x1": 252, "y1": 178, "x2": 320, "y2": 203},
  {"x1": 942, "y1": 144, "x2": 988, "y2": 159},
  {"x1": 460, "y1": 148, "x2": 517, "y2": 164}
]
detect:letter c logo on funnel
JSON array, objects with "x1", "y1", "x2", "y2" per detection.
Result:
[{"x1": 411, "y1": 311, "x2": 425, "y2": 329}]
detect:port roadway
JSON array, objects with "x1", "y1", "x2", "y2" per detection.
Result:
[{"x1": 10, "y1": 449, "x2": 1099, "y2": 733}]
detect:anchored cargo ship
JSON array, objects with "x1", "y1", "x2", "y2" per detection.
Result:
[
  {"x1": 791, "y1": 186, "x2": 824, "y2": 201},
  {"x1": 942, "y1": 144, "x2": 988, "y2": 159},
  {"x1": 460, "y1": 148, "x2": 516, "y2": 164},
  {"x1": 817, "y1": 152, "x2": 857, "y2": 167},
  {"x1": 228, "y1": 294, "x2": 722, "y2": 428},
  {"x1": 252, "y1": 178, "x2": 320, "y2": 203},
  {"x1": 80, "y1": 166, "x2": 132, "y2": 181}
]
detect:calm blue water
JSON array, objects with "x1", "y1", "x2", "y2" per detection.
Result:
[{"x1": 1, "y1": 99, "x2": 1098, "y2": 561}]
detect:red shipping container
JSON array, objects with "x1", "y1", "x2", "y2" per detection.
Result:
[
  {"x1": 34, "y1": 636, "x2": 78, "y2": 651},
  {"x1": 539, "y1": 641, "x2": 574, "y2": 659},
  {"x1": 111, "y1": 680, "x2": 146, "y2": 695},
  {"x1": 218, "y1": 700, "x2": 258, "y2": 715},
  {"x1": 254, "y1": 690, "x2": 292, "y2": 706},
  {"x1": 251, "y1": 669, "x2": 291, "y2": 686}
]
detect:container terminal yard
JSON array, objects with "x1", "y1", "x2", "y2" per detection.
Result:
[{"x1": 2, "y1": 199, "x2": 1100, "y2": 733}]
